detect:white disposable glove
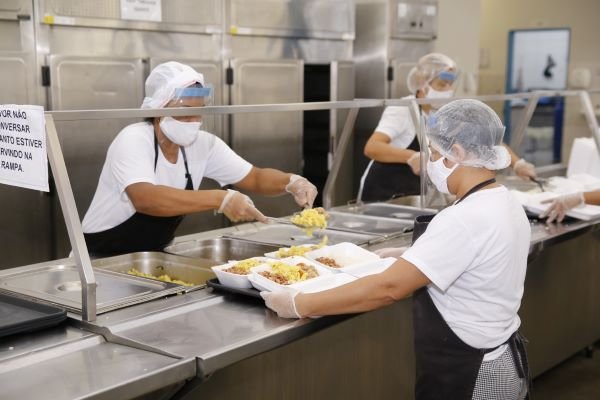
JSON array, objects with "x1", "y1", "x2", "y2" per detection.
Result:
[
  {"x1": 285, "y1": 175, "x2": 318, "y2": 208},
  {"x1": 373, "y1": 246, "x2": 408, "y2": 259},
  {"x1": 218, "y1": 189, "x2": 267, "y2": 223},
  {"x1": 260, "y1": 289, "x2": 301, "y2": 319},
  {"x1": 513, "y1": 158, "x2": 537, "y2": 181},
  {"x1": 407, "y1": 152, "x2": 421, "y2": 176},
  {"x1": 540, "y1": 192, "x2": 585, "y2": 223}
]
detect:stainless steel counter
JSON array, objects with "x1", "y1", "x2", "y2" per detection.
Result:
[
  {"x1": 0, "y1": 325, "x2": 195, "y2": 399},
  {"x1": 0, "y1": 210, "x2": 598, "y2": 399}
]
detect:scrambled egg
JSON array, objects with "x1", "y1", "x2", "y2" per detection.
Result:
[
  {"x1": 127, "y1": 268, "x2": 194, "y2": 286},
  {"x1": 269, "y1": 262, "x2": 318, "y2": 284},
  {"x1": 290, "y1": 207, "x2": 328, "y2": 237},
  {"x1": 231, "y1": 259, "x2": 263, "y2": 273},
  {"x1": 224, "y1": 258, "x2": 264, "y2": 275},
  {"x1": 276, "y1": 244, "x2": 320, "y2": 258}
]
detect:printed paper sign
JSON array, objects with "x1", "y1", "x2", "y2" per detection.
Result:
[
  {"x1": 120, "y1": 0, "x2": 162, "y2": 22},
  {"x1": 0, "y1": 105, "x2": 48, "y2": 192}
]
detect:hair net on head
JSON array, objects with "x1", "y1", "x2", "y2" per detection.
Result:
[
  {"x1": 425, "y1": 99, "x2": 511, "y2": 170},
  {"x1": 406, "y1": 53, "x2": 457, "y2": 94},
  {"x1": 141, "y1": 61, "x2": 205, "y2": 109}
]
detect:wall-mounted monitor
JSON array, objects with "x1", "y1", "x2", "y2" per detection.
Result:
[{"x1": 506, "y1": 28, "x2": 570, "y2": 92}]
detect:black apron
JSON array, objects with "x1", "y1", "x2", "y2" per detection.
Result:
[
  {"x1": 412, "y1": 178, "x2": 530, "y2": 400},
  {"x1": 84, "y1": 135, "x2": 194, "y2": 257},
  {"x1": 361, "y1": 136, "x2": 421, "y2": 202}
]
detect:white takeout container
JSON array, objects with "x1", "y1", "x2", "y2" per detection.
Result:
[
  {"x1": 211, "y1": 257, "x2": 272, "y2": 289},
  {"x1": 294, "y1": 272, "x2": 357, "y2": 293},
  {"x1": 264, "y1": 244, "x2": 323, "y2": 259},
  {"x1": 248, "y1": 256, "x2": 331, "y2": 292},
  {"x1": 304, "y1": 242, "x2": 380, "y2": 272},
  {"x1": 342, "y1": 257, "x2": 397, "y2": 278}
]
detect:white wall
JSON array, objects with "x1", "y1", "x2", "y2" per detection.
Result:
[
  {"x1": 479, "y1": 0, "x2": 600, "y2": 161},
  {"x1": 434, "y1": 0, "x2": 482, "y2": 96}
]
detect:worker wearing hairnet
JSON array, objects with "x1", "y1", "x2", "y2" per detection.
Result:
[
  {"x1": 540, "y1": 190, "x2": 600, "y2": 223},
  {"x1": 359, "y1": 53, "x2": 536, "y2": 203},
  {"x1": 264, "y1": 100, "x2": 531, "y2": 400},
  {"x1": 82, "y1": 62, "x2": 317, "y2": 256}
]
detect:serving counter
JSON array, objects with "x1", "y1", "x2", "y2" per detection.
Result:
[{"x1": 0, "y1": 213, "x2": 599, "y2": 399}]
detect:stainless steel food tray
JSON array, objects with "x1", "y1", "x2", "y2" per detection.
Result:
[
  {"x1": 332, "y1": 203, "x2": 436, "y2": 222},
  {"x1": 321, "y1": 211, "x2": 413, "y2": 237},
  {"x1": 92, "y1": 252, "x2": 217, "y2": 291},
  {"x1": 225, "y1": 223, "x2": 379, "y2": 247},
  {"x1": 164, "y1": 238, "x2": 280, "y2": 262},
  {"x1": 0, "y1": 262, "x2": 183, "y2": 314}
]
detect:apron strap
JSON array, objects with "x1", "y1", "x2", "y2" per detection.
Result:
[
  {"x1": 154, "y1": 133, "x2": 194, "y2": 190},
  {"x1": 454, "y1": 178, "x2": 496, "y2": 205}
]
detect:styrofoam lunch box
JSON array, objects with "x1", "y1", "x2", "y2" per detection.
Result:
[
  {"x1": 264, "y1": 244, "x2": 322, "y2": 259},
  {"x1": 211, "y1": 257, "x2": 273, "y2": 289},
  {"x1": 304, "y1": 242, "x2": 380, "y2": 272},
  {"x1": 248, "y1": 256, "x2": 331, "y2": 292}
]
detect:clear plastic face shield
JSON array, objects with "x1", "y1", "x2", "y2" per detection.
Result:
[{"x1": 166, "y1": 85, "x2": 213, "y2": 111}]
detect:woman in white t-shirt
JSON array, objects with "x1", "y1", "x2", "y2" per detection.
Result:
[
  {"x1": 263, "y1": 100, "x2": 531, "y2": 400},
  {"x1": 359, "y1": 53, "x2": 538, "y2": 203},
  {"x1": 82, "y1": 62, "x2": 317, "y2": 256},
  {"x1": 359, "y1": 53, "x2": 458, "y2": 202}
]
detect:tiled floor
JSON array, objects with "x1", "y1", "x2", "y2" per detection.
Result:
[{"x1": 532, "y1": 342, "x2": 600, "y2": 399}]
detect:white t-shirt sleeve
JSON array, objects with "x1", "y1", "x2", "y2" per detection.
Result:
[
  {"x1": 203, "y1": 135, "x2": 253, "y2": 186},
  {"x1": 373, "y1": 105, "x2": 415, "y2": 148},
  {"x1": 107, "y1": 128, "x2": 156, "y2": 194},
  {"x1": 401, "y1": 211, "x2": 479, "y2": 291}
]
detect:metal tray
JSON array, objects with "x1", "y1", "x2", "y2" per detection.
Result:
[
  {"x1": 206, "y1": 278, "x2": 262, "y2": 299},
  {"x1": 0, "y1": 293, "x2": 67, "y2": 338},
  {"x1": 164, "y1": 238, "x2": 280, "y2": 263},
  {"x1": 225, "y1": 224, "x2": 378, "y2": 247},
  {"x1": 332, "y1": 203, "x2": 436, "y2": 222},
  {"x1": 0, "y1": 262, "x2": 183, "y2": 314},
  {"x1": 324, "y1": 211, "x2": 413, "y2": 237},
  {"x1": 92, "y1": 251, "x2": 217, "y2": 289}
]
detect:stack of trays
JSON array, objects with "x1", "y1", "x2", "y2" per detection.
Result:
[{"x1": 0, "y1": 293, "x2": 66, "y2": 338}]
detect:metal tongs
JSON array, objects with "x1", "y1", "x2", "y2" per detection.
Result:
[{"x1": 530, "y1": 177, "x2": 547, "y2": 192}]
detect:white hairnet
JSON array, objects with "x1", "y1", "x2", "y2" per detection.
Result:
[
  {"x1": 406, "y1": 53, "x2": 457, "y2": 94},
  {"x1": 425, "y1": 99, "x2": 511, "y2": 170},
  {"x1": 141, "y1": 61, "x2": 205, "y2": 109}
]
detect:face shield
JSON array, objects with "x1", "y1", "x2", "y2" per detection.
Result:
[{"x1": 167, "y1": 85, "x2": 214, "y2": 108}]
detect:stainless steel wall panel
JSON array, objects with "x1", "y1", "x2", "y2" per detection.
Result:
[
  {"x1": 230, "y1": 58, "x2": 303, "y2": 216},
  {"x1": 0, "y1": 54, "x2": 32, "y2": 104},
  {"x1": 40, "y1": 0, "x2": 223, "y2": 33},
  {"x1": 40, "y1": 27, "x2": 221, "y2": 60},
  {"x1": 0, "y1": 20, "x2": 22, "y2": 51},
  {"x1": 226, "y1": 36, "x2": 352, "y2": 63},
  {"x1": 389, "y1": 0, "x2": 438, "y2": 40},
  {"x1": 228, "y1": 0, "x2": 354, "y2": 40},
  {"x1": 330, "y1": 61, "x2": 355, "y2": 206},
  {"x1": 48, "y1": 55, "x2": 145, "y2": 256},
  {"x1": 390, "y1": 60, "x2": 417, "y2": 99}
]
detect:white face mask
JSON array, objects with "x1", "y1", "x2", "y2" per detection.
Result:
[
  {"x1": 427, "y1": 157, "x2": 459, "y2": 194},
  {"x1": 159, "y1": 117, "x2": 201, "y2": 147},
  {"x1": 426, "y1": 87, "x2": 454, "y2": 110}
]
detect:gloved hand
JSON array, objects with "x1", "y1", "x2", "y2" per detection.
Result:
[
  {"x1": 373, "y1": 246, "x2": 408, "y2": 259},
  {"x1": 513, "y1": 158, "x2": 537, "y2": 181},
  {"x1": 407, "y1": 152, "x2": 421, "y2": 176},
  {"x1": 218, "y1": 189, "x2": 267, "y2": 223},
  {"x1": 540, "y1": 192, "x2": 585, "y2": 223},
  {"x1": 285, "y1": 175, "x2": 318, "y2": 208},
  {"x1": 260, "y1": 289, "x2": 301, "y2": 319}
]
